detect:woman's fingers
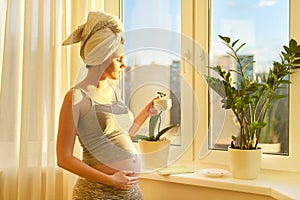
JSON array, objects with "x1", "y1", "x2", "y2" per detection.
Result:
[
  {"x1": 149, "y1": 106, "x2": 158, "y2": 116},
  {"x1": 122, "y1": 170, "x2": 134, "y2": 175},
  {"x1": 112, "y1": 171, "x2": 139, "y2": 189},
  {"x1": 121, "y1": 178, "x2": 138, "y2": 190}
]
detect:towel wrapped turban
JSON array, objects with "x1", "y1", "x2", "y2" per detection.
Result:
[{"x1": 62, "y1": 11, "x2": 124, "y2": 66}]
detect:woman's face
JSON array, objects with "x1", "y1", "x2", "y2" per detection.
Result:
[{"x1": 101, "y1": 55, "x2": 125, "y2": 80}]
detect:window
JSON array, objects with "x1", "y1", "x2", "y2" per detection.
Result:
[
  {"x1": 121, "y1": 0, "x2": 300, "y2": 172},
  {"x1": 198, "y1": 0, "x2": 300, "y2": 172},
  {"x1": 208, "y1": 0, "x2": 290, "y2": 155},
  {"x1": 123, "y1": 0, "x2": 181, "y2": 139},
  {"x1": 122, "y1": 0, "x2": 195, "y2": 162}
]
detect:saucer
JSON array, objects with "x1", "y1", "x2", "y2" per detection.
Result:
[{"x1": 198, "y1": 168, "x2": 229, "y2": 177}]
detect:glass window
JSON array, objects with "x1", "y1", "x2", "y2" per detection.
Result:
[
  {"x1": 123, "y1": 0, "x2": 182, "y2": 145},
  {"x1": 208, "y1": 0, "x2": 290, "y2": 155}
]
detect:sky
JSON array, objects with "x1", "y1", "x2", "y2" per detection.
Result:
[
  {"x1": 210, "y1": 0, "x2": 289, "y2": 72},
  {"x1": 123, "y1": 0, "x2": 181, "y2": 65},
  {"x1": 124, "y1": 0, "x2": 180, "y2": 32},
  {"x1": 123, "y1": 0, "x2": 289, "y2": 72}
]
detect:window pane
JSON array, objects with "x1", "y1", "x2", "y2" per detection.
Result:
[
  {"x1": 209, "y1": 0, "x2": 289, "y2": 155},
  {"x1": 123, "y1": 0, "x2": 181, "y2": 144}
]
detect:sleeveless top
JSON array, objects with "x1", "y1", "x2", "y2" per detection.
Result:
[{"x1": 74, "y1": 87, "x2": 137, "y2": 166}]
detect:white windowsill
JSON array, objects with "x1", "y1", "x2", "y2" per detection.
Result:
[{"x1": 140, "y1": 161, "x2": 300, "y2": 200}]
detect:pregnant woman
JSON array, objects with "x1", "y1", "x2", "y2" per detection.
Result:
[{"x1": 56, "y1": 11, "x2": 156, "y2": 200}]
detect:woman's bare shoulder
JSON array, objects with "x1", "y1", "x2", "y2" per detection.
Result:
[
  {"x1": 60, "y1": 88, "x2": 87, "y2": 112},
  {"x1": 63, "y1": 87, "x2": 92, "y2": 116},
  {"x1": 62, "y1": 88, "x2": 82, "y2": 104}
]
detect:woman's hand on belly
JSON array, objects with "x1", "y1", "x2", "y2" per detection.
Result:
[{"x1": 109, "y1": 171, "x2": 139, "y2": 190}]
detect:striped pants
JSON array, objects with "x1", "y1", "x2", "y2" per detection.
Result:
[{"x1": 72, "y1": 177, "x2": 144, "y2": 200}]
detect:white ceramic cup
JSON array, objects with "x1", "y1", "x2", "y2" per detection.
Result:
[{"x1": 154, "y1": 99, "x2": 172, "y2": 111}]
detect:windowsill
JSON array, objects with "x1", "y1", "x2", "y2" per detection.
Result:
[{"x1": 139, "y1": 161, "x2": 300, "y2": 200}]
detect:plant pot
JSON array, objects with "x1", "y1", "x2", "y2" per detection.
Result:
[
  {"x1": 228, "y1": 147, "x2": 262, "y2": 180},
  {"x1": 138, "y1": 139, "x2": 170, "y2": 170},
  {"x1": 258, "y1": 142, "x2": 281, "y2": 153}
]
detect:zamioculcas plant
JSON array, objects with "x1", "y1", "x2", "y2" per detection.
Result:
[{"x1": 205, "y1": 35, "x2": 300, "y2": 150}]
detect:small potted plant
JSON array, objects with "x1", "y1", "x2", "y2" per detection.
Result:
[
  {"x1": 205, "y1": 35, "x2": 300, "y2": 179},
  {"x1": 134, "y1": 92, "x2": 180, "y2": 170}
]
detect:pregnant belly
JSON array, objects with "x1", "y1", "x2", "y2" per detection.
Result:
[
  {"x1": 91, "y1": 154, "x2": 141, "y2": 176},
  {"x1": 91, "y1": 134, "x2": 141, "y2": 174}
]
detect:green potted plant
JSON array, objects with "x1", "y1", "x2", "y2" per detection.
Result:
[
  {"x1": 205, "y1": 35, "x2": 300, "y2": 179},
  {"x1": 134, "y1": 92, "x2": 180, "y2": 170}
]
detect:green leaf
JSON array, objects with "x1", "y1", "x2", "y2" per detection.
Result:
[
  {"x1": 293, "y1": 59, "x2": 300, "y2": 64},
  {"x1": 295, "y1": 46, "x2": 300, "y2": 54},
  {"x1": 232, "y1": 39, "x2": 240, "y2": 47},
  {"x1": 289, "y1": 39, "x2": 297, "y2": 51},
  {"x1": 225, "y1": 71, "x2": 231, "y2": 81},
  {"x1": 272, "y1": 95, "x2": 287, "y2": 100},
  {"x1": 149, "y1": 114, "x2": 161, "y2": 138},
  {"x1": 228, "y1": 69, "x2": 243, "y2": 76},
  {"x1": 219, "y1": 35, "x2": 230, "y2": 43},
  {"x1": 278, "y1": 79, "x2": 292, "y2": 84},
  {"x1": 240, "y1": 56, "x2": 253, "y2": 64},
  {"x1": 231, "y1": 135, "x2": 238, "y2": 141},
  {"x1": 221, "y1": 98, "x2": 233, "y2": 109},
  {"x1": 132, "y1": 135, "x2": 150, "y2": 142},
  {"x1": 205, "y1": 76, "x2": 227, "y2": 98},
  {"x1": 249, "y1": 121, "x2": 267, "y2": 131},
  {"x1": 284, "y1": 46, "x2": 291, "y2": 55},
  {"x1": 155, "y1": 124, "x2": 180, "y2": 141},
  {"x1": 227, "y1": 52, "x2": 237, "y2": 60},
  {"x1": 236, "y1": 43, "x2": 246, "y2": 52},
  {"x1": 242, "y1": 60, "x2": 256, "y2": 71}
]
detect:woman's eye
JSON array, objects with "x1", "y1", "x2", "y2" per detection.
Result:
[{"x1": 116, "y1": 57, "x2": 123, "y2": 62}]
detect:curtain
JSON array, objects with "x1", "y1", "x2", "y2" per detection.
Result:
[{"x1": 0, "y1": 0, "x2": 104, "y2": 199}]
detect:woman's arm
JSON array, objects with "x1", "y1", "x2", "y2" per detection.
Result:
[{"x1": 56, "y1": 90, "x2": 138, "y2": 189}]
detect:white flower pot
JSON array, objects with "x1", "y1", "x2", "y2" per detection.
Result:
[
  {"x1": 228, "y1": 147, "x2": 262, "y2": 180},
  {"x1": 138, "y1": 140, "x2": 170, "y2": 171},
  {"x1": 258, "y1": 142, "x2": 281, "y2": 153}
]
